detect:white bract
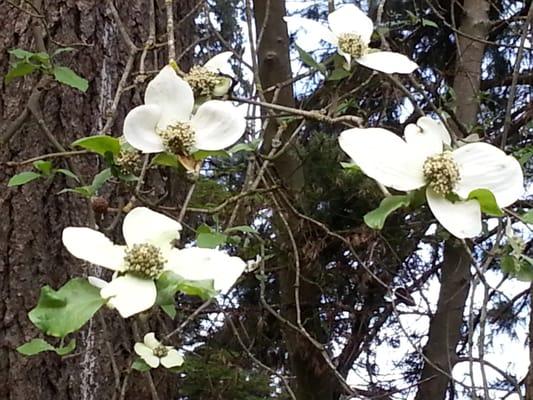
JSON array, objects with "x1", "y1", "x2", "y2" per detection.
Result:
[
  {"x1": 339, "y1": 117, "x2": 524, "y2": 238},
  {"x1": 185, "y1": 51, "x2": 234, "y2": 97},
  {"x1": 124, "y1": 65, "x2": 245, "y2": 155},
  {"x1": 284, "y1": 4, "x2": 418, "y2": 74},
  {"x1": 134, "y1": 332, "x2": 183, "y2": 369},
  {"x1": 62, "y1": 207, "x2": 247, "y2": 317}
]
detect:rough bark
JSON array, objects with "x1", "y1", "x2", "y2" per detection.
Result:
[
  {"x1": 415, "y1": 1, "x2": 490, "y2": 398},
  {"x1": 416, "y1": 240, "x2": 472, "y2": 399},
  {"x1": 252, "y1": 1, "x2": 338, "y2": 399},
  {"x1": 0, "y1": 1, "x2": 195, "y2": 399},
  {"x1": 526, "y1": 283, "x2": 533, "y2": 400}
]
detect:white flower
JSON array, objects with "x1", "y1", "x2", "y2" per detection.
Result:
[
  {"x1": 62, "y1": 207, "x2": 247, "y2": 317},
  {"x1": 202, "y1": 51, "x2": 234, "y2": 76},
  {"x1": 168, "y1": 247, "x2": 246, "y2": 293},
  {"x1": 338, "y1": 116, "x2": 524, "y2": 238},
  {"x1": 284, "y1": 4, "x2": 418, "y2": 74},
  {"x1": 185, "y1": 52, "x2": 234, "y2": 97},
  {"x1": 134, "y1": 332, "x2": 184, "y2": 369},
  {"x1": 124, "y1": 65, "x2": 245, "y2": 155}
]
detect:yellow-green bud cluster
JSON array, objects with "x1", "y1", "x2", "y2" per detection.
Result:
[
  {"x1": 185, "y1": 66, "x2": 224, "y2": 97},
  {"x1": 116, "y1": 150, "x2": 143, "y2": 175},
  {"x1": 159, "y1": 122, "x2": 196, "y2": 156},
  {"x1": 152, "y1": 345, "x2": 168, "y2": 358},
  {"x1": 123, "y1": 243, "x2": 166, "y2": 279},
  {"x1": 337, "y1": 33, "x2": 368, "y2": 59},
  {"x1": 423, "y1": 151, "x2": 460, "y2": 196}
]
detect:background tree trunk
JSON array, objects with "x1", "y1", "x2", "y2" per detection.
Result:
[
  {"x1": 416, "y1": 1, "x2": 490, "y2": 398},
  {"x1": 0, "y1": 1, "x2": 195, "y2": 399}
]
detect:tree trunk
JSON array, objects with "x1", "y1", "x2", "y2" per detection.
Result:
[
  {"x1": 416, "y1": 1, "x2": 490, "y2": 398},
  {"x1": 0, "y1": 1, "x2": 195, "y2": 399},
  {"x1": 252, "y1": 1, "x2": 338, "y2": 399}
]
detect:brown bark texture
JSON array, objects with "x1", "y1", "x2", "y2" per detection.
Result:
[
  {"x1": 0, "y1": 1, "x2": 195, "y2": 399},
  {"x1": 415, "y1": 1, "x2": 490, "y2": 399}
]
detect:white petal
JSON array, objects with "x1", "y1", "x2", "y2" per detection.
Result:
[
  {"x1": 356, "y1": 51, "x2": 418, "y2": 74},
  {"x1": 328, "y1": 4, "x2": 374, "y2": 44},
  {"x1": 426, "y1": 187, "x2": 482, "y2": 239},
  {"x1": 143, "y1": 332, "x2": 160, "y2": 349},
  {"x1": 338, "y1": 49, "x2": 351, "y2": 65},
  {"x1": 62, "y1": 227, "x2": 125, "y2": 271},
  {"x1": 404, "y1": 117, "x2": 445, "y2": 158},
  {"x1": 88, "y1": 276, "x2": 108, "y2": 289},
  {"x1": 453, "y1": 143, "x2": 524, "y2": 207},
  {"x1": 134, "y1": 342, "x2": 161, "y2": 368},
  {"x1": 160, "y1": 349, "x2": 184, "y2": 368},
  {"x1": 122, "y1": 207, "x2": 182, "y2": 249},
  {"x1": 123, "y1": 105, "x2": 165, "y2": 153},
  {"x1": 283, "y1": 16, "x2": 337, "y2": 45},
  {"x1": 338, "y1": 128, "x2": 426, "y2": 191},
  {"x1": 416, "y1": 116, "x2": 451, "y2": 146},
  {"x1": 144, "y1": 65, "x2": 194, "y2": 125},
  {"x1": 203, "y1": 52, "x2": 233, "y2": 76},
  {"x1": 134, "y1": 342, "x2": 154, "y2": 359},
  {"x1": 100, "y1": 275, "x2": 156, "y2": 318},
  {"x1": 191, "y1": 100, "x2": 246, "y2": 151},
  {"x1": 167, "y1": 247, "x2": 246, "y2": 293}
]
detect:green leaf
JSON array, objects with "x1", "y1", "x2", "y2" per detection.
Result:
[
  {"x1": 160, "y1": 304, "x2": 176, "y2": 319},
  {"x1": 327, "y1": 68, "x2": 351, "y2": 81},
  {"x1": 52, "y1": 47, "x2": 75, "y2": 57},
  {"x1": 132, "y1": 358, "x2": 152, "y2": 372},
  {"x1": 28, "y1": 278, "x2": 105, "y2": 338},
  {"x1": 196, "y1": 223, "x2": 212, "y2": 234},
  {"x1": 501, "y1": 255, "x2": 533, "y2": 281},
  {"x1": 55, "y1": 169, "x2": 80, "y2": 182},
  {"x1": 52, "y1": 66, "x2": 88, "y2": 92},
  {"x1": 16, "y1": 338, "x2": 55, "y2": 356},
  {"x1": 295, "y1": 44, "x2": 326, "y2": 73},
  {"x1": 33, "y1": 160, "x2": 53, "y2": 176},
  {"x1": 9, "y1": 48, "x2": 35, "y2": 59},
  {"x1": 30, "y1": 52, "x2": 50, "y2": 64},
  {"x1": 8, "y1": 171, "x2": 42, "y2": 187},
  {"x1": 340, "y1": 162, "x2": 360, "y2": 171},
  {"x1": 467, "y1": 189, "x2": 503, "y2": 217},
  {"x1": 91, "y1": 168, "x2": 112, "y2": 193},
  {"x1": 193, "y1": 149, "x2": 229, "y2": 160},
  {"x1": 156, "y1": 271, "x2": 217, "y2": 306},
  {"x1": 224, "y1": 225, "x2": 258, "y2": 234},
  {"x1": 421, "y1": 18, "x2": 438, "y2": 28},
  {"x1": 197, "y1": 232, "x2": 228, "y2": 249},
  {"x1": 178, "y1": 279, "x2": 217, "y2": 300},
  {"x1": 72, "y1": 135, "x2": 120, "y2": 156},
  {"x1": 364, "y1": 195, "x2": 411, "y2": 230},
  {"x1": 151, "y1": 152, "x2": 180, "y2": 168},
  {"x1": 521, "y1": 210, "x2": 533, "y2": 225},
  {"x1": 228, "y1": 138, "x2": 261, "y2": 154},
  {"x1": 55, "y1": 339, "x2": 77, "y2": 356},
  {"x1": 58, "y1": 186, "x2": 93, "y2": 198},
  {"x1": 5, "y1": 61, "x2": 37, "y2": 83}
]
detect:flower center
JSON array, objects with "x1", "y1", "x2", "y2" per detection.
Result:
[
  {"x1": 152, "y1": 345, "x2": 168, "y2": 358},
  {"x1": 185, "y1": 66, "x2": 224, "y2": 97},
  {"x1": 337, "y1": 33, "x2": 368, "y2": 59},
  {"x1": 158, "y1": 122, "x2": 196, "y2": 156},
  {"x1": 116, "y1": 149, "x2": 143, "y2": 175},
  {"x1": 422, "y1": 151, "x2": 460, "y2": 196},
  {"x1": 123, "y1": 243, "x2": 166, "y2": 279}
]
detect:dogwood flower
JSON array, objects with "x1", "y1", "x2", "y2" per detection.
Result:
[
  {"x1": 124, "y1": 65, "x2": 245, "y2": 156},
  {"x1": 134, "y1": 332, "x2": 183, "y2": 369},
  {"x1": 339, "y1": 117, "x2": 524, "y2": 238},
  {"x1": 62, "y1": 207, "x2": 247, "y2": 317},
  {"x1": 284, "y1": 4, "x2": 418, "y2": 74},
  {"x1": 185, "y1": 51, "x2": 234, "y2": 97}
]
